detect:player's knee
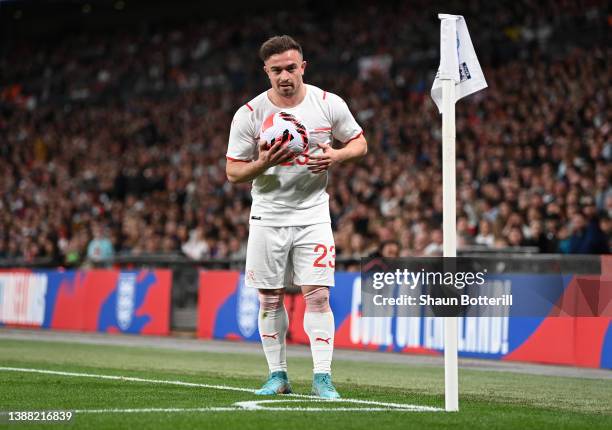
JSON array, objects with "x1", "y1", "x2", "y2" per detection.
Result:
[
  {"x1": 258, "y1": 290, "x2": 284, "y2": 311},
  {"x1": 304, "y1": 287, "x2": 330, "y2": 313}
]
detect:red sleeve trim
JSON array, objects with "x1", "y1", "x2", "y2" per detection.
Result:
[
  {"x1": 344, "y1": 131, "x2": 364, "y2": 144},
  {"x1": 245, "y1": 103, "x2": 254, "y2": 111},
  {"x1": 323, "y1": 91, "x2": 327, "y2": 100},
  {"x1": 226, "y1": 156, "x2": 251, "y2": 163}
]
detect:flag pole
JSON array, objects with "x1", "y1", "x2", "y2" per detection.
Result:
[
  {"x1": 441, "y1": 78, "x2": 459, "y2": 412},
  {"x1": 432, "y1": 13, "x2": 486, "y2": 412}
]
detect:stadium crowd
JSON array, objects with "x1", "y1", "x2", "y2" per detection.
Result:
[{"x1": 0, "y1": 0, "x2": 610, "y2": 266}]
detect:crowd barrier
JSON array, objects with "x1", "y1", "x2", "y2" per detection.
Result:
[
  {"x1": 0, "y1": 269, "x2": 171, "y2": 335},
  {"x1": 1, "y1": 256, "x2": 610, "y2": 369},
  {"x1": 197, "y1": 264, "x2": 612, "y2": 369}
]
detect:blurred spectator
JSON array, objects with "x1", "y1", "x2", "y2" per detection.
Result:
[
  {"x1": 86, "y1": 224, "x2": 114, "y2": 263},
  {"x1": 567, "y1": 213, "x2": 608, "y2": 254},
  {"x1": 228, "y1": 237, "x2": 247, "y2": 262},
  {"x1": 507, "y1": 227, "x2": 526, "y2": 248},
  {"x1": 424, "y1": 229, "x2": 443, "y2": 256},
  {"x1": 380, "y1": 240, "x2": 401, "y2": 258},
  {"x1": 182, "y1": 226, "x2": 209, "y2": 260},
  {"x1": 475, "y1": 220, "x2": 495, "y2": 248}
]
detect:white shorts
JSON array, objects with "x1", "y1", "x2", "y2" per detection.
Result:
[{"x1": 244, "y1": 223, "x2": 335, "y2": 289}]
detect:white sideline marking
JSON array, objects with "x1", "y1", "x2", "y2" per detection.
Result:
[
  {"x1": 0, "y1": 366, "x2": 256, "y2": 393},
  {"x1": 75, "y1": 407, "x2": 239, "y2": 413},
  {"x1": 0, "y1": 366, "x2": 441, "y2": 413},
  {"x1": 233, "y1": 399, "x2": 435, "y2": 412},
  {"x1": 74, "y1": 406, "x2": 423, "y2": 413}
]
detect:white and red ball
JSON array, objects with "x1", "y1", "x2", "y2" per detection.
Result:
[{"x1": 260, "y1": 111, "x2": 309, "y2": 155}]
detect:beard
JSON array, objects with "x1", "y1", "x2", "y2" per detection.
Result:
[{"x1": 277, "y1": 82, "x2": 296, "y2": 96}]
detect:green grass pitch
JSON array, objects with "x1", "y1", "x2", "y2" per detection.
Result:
[{"x1": 0, "y1": 338, "x2": 610, "y2": 429}]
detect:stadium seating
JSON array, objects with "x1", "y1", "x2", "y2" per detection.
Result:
[{"x1": 0, "y1": 0, "x2": 609, "y2": 265}]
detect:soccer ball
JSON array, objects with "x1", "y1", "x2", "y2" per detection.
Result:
[{"x1": 260, "y1": 111, "x2": 309, "y2": 155}]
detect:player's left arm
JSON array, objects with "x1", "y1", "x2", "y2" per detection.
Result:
[
  {"x1": 307, "y1": 93, "x2": 367, "y2": 173},
  {"x1": 306, "y1": 133, "x2": 367, "y2": 173}
]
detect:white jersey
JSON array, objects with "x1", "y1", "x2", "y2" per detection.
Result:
[{"x1": 227, "y1": 84, "x2": 363, "y2": 227}]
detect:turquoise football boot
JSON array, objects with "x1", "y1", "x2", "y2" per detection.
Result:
[
  {"x1": 311, "y1": 373, "x2": 341, "y2": 399},
  {"x1": 254, "y1": 371, "x2": 292, "y2": 395}
]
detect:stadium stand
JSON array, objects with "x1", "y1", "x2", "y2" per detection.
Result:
[{"x1": 0, "y1": 0, "x2": 610, "y2": 266}]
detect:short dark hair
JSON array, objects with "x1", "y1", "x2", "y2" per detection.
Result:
[{"x1": 259, "y1": 35, "x2": 302, "y2": 62}]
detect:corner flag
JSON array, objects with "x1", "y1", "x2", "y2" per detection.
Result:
[
  {"x1": 431, "y1": 14, "x2": 488, "y2": 112},
  {"x1": 431, "y1": 14, "x2": 487, "y2": 412}
]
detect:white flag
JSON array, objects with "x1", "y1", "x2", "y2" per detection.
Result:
[{"x1": 431, "y1": 14, "x2": 487, "y2": 113}]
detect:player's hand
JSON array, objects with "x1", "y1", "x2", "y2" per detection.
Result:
[
  {"x1": 257, "y1": 133, "x2": 294, "y2": 168},
  {"x1": 306, "y1": 142, "x2": 339, "y2": 173}
]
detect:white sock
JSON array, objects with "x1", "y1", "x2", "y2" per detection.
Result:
[
  {"x1": 304, "y1": 311, "x2": 335, "y2": 374},
  {"x1": 258, "y1": 305, "x2": 288, "y2": 373}
]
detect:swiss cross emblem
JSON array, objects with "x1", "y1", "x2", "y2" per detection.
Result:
[{"x1": 247, "y1": 270, "x2": 256, "y2": 282}]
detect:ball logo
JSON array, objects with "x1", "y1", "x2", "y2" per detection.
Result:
[
  {"x1": 260, "y1": 111, "x2": 309, "y2": 155},
  {"x1": 237, "y1": 275, "x2": 259, "y2": 338},
  {"x1": 116, "y1": 273, "x2": 137, "y2": 331}
]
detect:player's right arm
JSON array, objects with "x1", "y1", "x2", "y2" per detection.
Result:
[
  {"x1": 226, "y1": 138, "x2": 294, "y2": 183},
  {"x1": 226, "y1": 106, "x2": 293, "y2": 184}
]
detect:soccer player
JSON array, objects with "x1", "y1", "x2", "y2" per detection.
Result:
[{"x1": 226, "y1": 35, "x2": 367, "y2": 399}]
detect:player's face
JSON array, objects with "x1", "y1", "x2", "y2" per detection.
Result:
[{"x1": 264, "y1": 49, "x2": 306, "y2": 98}]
